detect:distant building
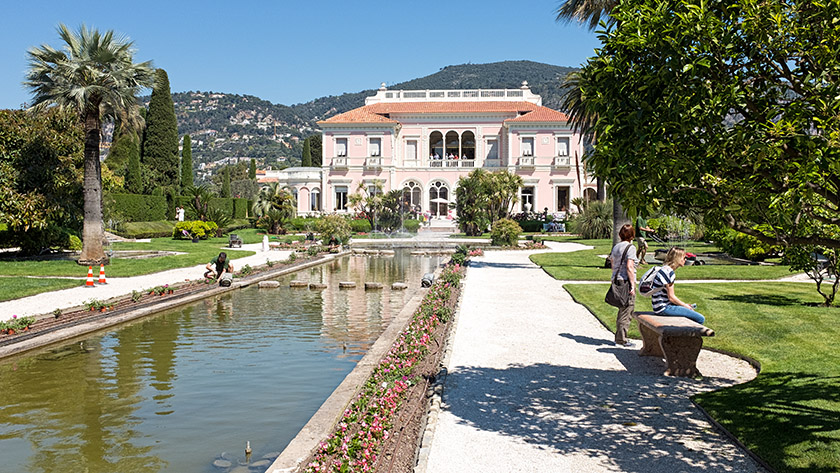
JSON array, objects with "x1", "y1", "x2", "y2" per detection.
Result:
[{"x1": 268, "y1": 84, "x2": 595, "y2": 217}]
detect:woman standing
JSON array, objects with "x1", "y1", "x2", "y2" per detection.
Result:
[
  {"x1": 650, "y1": 247, "x2": 706, "y2": 323},
  {"x1": 609, "y1": 224, "x2": 638, "y2": 346}
]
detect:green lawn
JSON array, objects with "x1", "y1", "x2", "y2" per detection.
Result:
[
  {"x1": 0, "y1": 277, "x2": 82, "y2": 302},
  {"x1": 531, "y1": 238, "x2": 796, "y2": 281},
  {"x1": 565, "y1": 282, "x2": 840, "y2": 473}
]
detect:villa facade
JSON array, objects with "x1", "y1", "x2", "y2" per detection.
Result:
[{"x1": 264, "y1": 83, "x2": 595, "y2": 218}]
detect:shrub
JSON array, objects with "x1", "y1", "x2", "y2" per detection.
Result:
[
  {"x1": 707, "y1": 228, "x2": 776, "y2": 261},
  {"x1": 490, "y1": 218, "x2": 522, "y2": 246},
  {"x1": 173, "y1": 220, "x2": 218, "y2": 240},
  {"x1": 67, "y1": 234, "x2": 83, "y2": 251},
  {"x1": 307, "y1": 245, "x2": 323, "y2": 257},
  {"x1": 290, "y1": 217, "x2": 318, "y2": 232},
  {"x1": 402, "y1": 219, "x2": 420, "y2": 233},
  {"x1": 349, "y1": 218, "x2": 372, "y2": 233},
  {"x1": 105, "y1": 193, "x2": 168, "y2": 222},
  {"x1": 575, "y1": 200, "x2": 612, "y2": 239},
  {"x1": 316, "y1": 214, "x2": 352, "y2": 245}
]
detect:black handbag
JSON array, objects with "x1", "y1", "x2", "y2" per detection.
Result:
[{"x1": 605, "y1": 244, "x2": 632, "y2": 308}]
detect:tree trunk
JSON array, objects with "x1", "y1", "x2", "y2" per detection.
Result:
[
  {"x1": 78, "y1": 107, "x2": 109, "y2": 266},
  {"x1": 612, "y1": 198, "x2": 630, "y2": 246},
  {"x1": 597, "y1": 178, "x2": 606, "y2": 202}
]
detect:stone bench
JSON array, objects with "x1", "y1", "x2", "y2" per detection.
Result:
[{"x1": 633, "y1": 311, "x2": 715, "y2": 377}]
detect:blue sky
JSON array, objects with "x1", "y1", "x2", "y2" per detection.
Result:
[{"x1": 0, "y1": 0, "x2": 601, "y2": 110}]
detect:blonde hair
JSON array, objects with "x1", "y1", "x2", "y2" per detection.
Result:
[{"x1": 664, "y1": 247, "x2": 686, "y2": 268}]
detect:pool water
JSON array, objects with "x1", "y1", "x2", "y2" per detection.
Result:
[{"x1": 0, "y1": 251, "x2": 441, "y2": 472}]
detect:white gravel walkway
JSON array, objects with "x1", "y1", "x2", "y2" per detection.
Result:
[
  {"x1": 0, "y1": 244, "x2": 292, "y2": 322},
  {"x1": 423, "y1": 242, "x2": 767, "y2": 473}
]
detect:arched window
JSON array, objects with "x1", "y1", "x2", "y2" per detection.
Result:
[
  {"x1": 461, "y1": 131, "x2": 475, "y2": 159},
  {"x1": 310, "y1": 188, "x2": 321, "y2": 211},
  {"x1": 429, "y1": 181, "x2": 449, "y2": 217},
  {"x1": 583, "y1": 188, "x2": 597, "y2": 202},
  {"x1": 402, "y1": 181, "x2": 422, "y2": 212},
  {"x1": 429, "y1": 132, "x2": 443, "y2": 159},
  {"x1": 445, "y1": 131, "x2": 459, "y2": 158}
]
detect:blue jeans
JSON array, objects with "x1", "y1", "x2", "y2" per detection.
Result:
[{"x1": 660, "y1": 304, "x2": 705, "y2": 324}]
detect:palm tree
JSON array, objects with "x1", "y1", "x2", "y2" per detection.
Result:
[
  {"x1": 556, "y1": 2, "x2": 628, "y2": 243},
  {"x1": 24, "y1": 24, "x2": 154, "y2": 265},
  {"x1": 555, "y1": 0, "x2": 617, "y2": 30}
]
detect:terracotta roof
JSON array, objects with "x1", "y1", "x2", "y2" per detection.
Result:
[
  {"x1": 505, "y1": 108, "x2": 570, "y2": 123},
  {"x1": 317, "y1": 108, "x2": 399, "y2": 125},
  {"x1": 258, "y1": 177, "x2": 279, "y2": 183},
  {"x1": 318, "y1": 101, "x2": 568, "y2": 125}
]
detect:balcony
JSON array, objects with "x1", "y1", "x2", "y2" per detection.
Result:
[
  {"x1": 518, "y1": 156, "x2": 535, "y2": 168},
  {"x1": 553, "y1": 156, "x2": 571, "y2": 168},
  {"x1": 429, "y1": 159, "x2": 477, "y2": 169},
  {"x1": 483, "y1": 159, "x2": 501, "y2": 168},
  {"x1": 331, "y1": 157, "x2": 348, "y2": 169},
  {"x1": 365, "y1": 156, "x2": 382, "y2": 169}
]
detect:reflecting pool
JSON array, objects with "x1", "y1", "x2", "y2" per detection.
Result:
[{"x1": 0, "y1": 251, "x2": 441, "y2": 472}]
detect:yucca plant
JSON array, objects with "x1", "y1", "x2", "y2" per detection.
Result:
[{"x1": 575, "y1": 199, "x2": 613, "y2": 239}]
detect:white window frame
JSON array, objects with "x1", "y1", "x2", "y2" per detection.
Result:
[
  {"x1": 334, "y1": 185, "x2": 348, "y2": 211},
  {"x1": 368, "y1": 137, "x2": 381, "y2": 157},
  {"x1": 335, "y1": 138, "x2": 347, "y2": 157},
  {"x1": 556, "y1": 137, "x2": 570, "y2": 157},
  {"x1": 521, "y1": 137, "x2": 534, "y2": 157}
]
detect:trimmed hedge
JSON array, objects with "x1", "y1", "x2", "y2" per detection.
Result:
[
  {"x1": 403, "y1": 219, "x2": 420, "y2": 233},
  {"x1": 106, "y1": 194, "x2": 167, "y2": 222},
  {"x1": 113, "y1": 219, "x2": 252, "y2": 239},
  {"x1": 349, "y1": 219, "x2": 372, "y2": 233},
  {"x1": 233, "y1": 198, "x2": 249, "y2": 218}
]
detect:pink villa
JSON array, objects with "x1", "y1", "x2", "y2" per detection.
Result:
[{"x1": 263, "y1": 83, "x2": 596, "y2": 221}]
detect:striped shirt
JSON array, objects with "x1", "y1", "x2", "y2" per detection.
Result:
[{"x1": 651, "y1": 265, "x2": 676, "y2": 313}]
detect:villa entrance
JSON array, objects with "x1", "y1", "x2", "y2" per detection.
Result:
[{"x1": 429, "y1": 181, "x2": 449, "y2": 217}]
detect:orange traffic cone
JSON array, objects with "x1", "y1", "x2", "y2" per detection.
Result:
[
  {"x1": 98, "y1": 264, "x2": 107, "y2": 284},
  {"x1": 85, "y1": 266, "x2": 95, "y2": 287}
]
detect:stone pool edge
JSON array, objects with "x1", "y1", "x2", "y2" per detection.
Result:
[
  {"x1": 266, "y1": 269, "x2": 438, "y2": 473},
  {"x1": 0, "y1": 252, "x2": 348, "y2": 360}
]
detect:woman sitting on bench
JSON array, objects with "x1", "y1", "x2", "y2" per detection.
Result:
[{"x1": 651, "y1": 247, "x2": 706, "y2": 324}]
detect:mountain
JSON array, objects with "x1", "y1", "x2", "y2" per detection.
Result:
[{"x1": 142, "y1": 61, "x2": 578, "y2": 174}]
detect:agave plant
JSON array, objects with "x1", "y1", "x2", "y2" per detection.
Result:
[{"x1": 575, "y1": 199, "x2": 613, "y2": 239}]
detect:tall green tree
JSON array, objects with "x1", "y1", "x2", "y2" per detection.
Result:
[
  {"x1": 221, "y1": 165, "x2": 231, "y2": 198},
  {"x1": 180, "y1": 134, "x2": 193, "y2": 189},
  {"x1": 301, "y1": 138, "x2": 312, "y2": 167},
  {"x1": 309, "y1": 134, "x2": 322, "y2": 167},
  {"x1": 556, "y1": 0, "x2": 625, "y2": 243},
  {"x1": 249, "y1": 158, "x2": 256, "y2": 179},
  {"x1": 125, "y1": 138, "x2": 143, "y2": 194},
  {"x1": 24, "y1": 24, "x2": 154, "y2": 264},
  {"x1": 0, "y1": 108, "x2": 84, "y2": 253},
  {"x1": 142, "y1": 68, "x2": 179, "y2": 192}
]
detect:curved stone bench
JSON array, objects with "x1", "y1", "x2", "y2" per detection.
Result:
[{"x1": 633, "y1": 311, "x2": 715, "y2": 377}]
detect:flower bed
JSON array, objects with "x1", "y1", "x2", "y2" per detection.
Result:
[{"x1": 304, "y1": 262, "x2": 464, "y2": 473}]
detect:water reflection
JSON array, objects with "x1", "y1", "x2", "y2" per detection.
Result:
[{"x1": 0, "y1": 251, "x2": 441, "y2": 472}]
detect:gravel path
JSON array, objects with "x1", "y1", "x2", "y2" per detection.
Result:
[
  {"x1": 0, "y1": 244, "x2": 292, "y2": 321},
  {"x1": 422, "y1": 242, "x2": 767, "y2": 473}
]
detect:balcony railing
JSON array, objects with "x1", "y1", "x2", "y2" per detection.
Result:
[
  {"x1": 365, "y1": 157, "x2": 382, "y2": 169},
  {"x1": 553, "y1": 156, "x2": 571, "y2": 167},
  {"x1": 428, "y1": 159, "x2": 477, "y2": 168},
  {"x1": 331, "y1": 157, "x2": 348, "y2": 168},
  {"x1": 518, "y1": 156, "x2": 535, "y2": 167}
]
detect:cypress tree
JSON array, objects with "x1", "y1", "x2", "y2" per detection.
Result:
[
  {"x1": 125, "y1": 133, "x2": 143, "y2": 194},
  {"x1": 309, "y1": 134, "x2": 322, "y2": 167},
  {"x1": 181, "y1": 134, "x2": 194, "y2": 189},
  {"x1": 221, "y1": 165, "x2": 231, "y2": 198},
  {"x1": 301, "y1": 137, "x2": 312, "y2": 167},
  {"x1": 249, "y1": 158, "x2": 256, "y2": 179},
  {"x1": 142, "y1": 69, "x2": 179, "y2": 191}
]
